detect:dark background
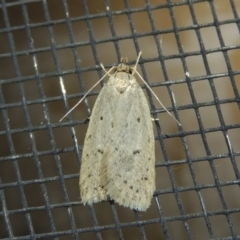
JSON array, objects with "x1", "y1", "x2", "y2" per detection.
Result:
[{"x1": 0, "y1": 0, "x2": 240, "y2": 239}]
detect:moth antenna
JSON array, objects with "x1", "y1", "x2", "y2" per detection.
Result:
[
  {"x1": 101, "y1": 63, "x2": 113, "y2": 77},
  {"x1": 59, "y1": 66, "x2": 114, "y2": 122},
  {"x1": 131, "y1": 51, "x2": 142, "y2": 75},
  {"x1": 134, "y1": 70, "x2": 181, "y2": 126}
]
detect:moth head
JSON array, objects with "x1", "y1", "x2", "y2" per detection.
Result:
[{"x1": 115, "y1": 57, "x2": 132, "y2": 74}]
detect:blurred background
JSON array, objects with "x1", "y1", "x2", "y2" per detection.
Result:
[{"x1": 0, "y1": 0, "x2": 240, "y2": 239}]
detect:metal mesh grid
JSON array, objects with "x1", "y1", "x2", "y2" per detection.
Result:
[{"x1": 0, "y1": 0, "x2": 240, "y2": 239}]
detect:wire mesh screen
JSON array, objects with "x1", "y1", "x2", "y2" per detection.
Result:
[{"x1": 0, "y1": 0, "x2": 240, "y2": 239}]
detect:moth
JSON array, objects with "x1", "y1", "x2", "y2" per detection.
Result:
[
  {"x1": 60, "y1": 53, "x2": 180, "y2": 210},
  {"x1": 79, "y1": 55, "x2": 155, "y2": 211}
]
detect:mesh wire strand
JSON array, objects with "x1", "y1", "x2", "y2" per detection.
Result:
[{"x1": 0, "y1": 0, "x2": 240, "y2": 239}]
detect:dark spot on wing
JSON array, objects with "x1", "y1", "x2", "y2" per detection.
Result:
[
  {"x1": 137, "y1": 117, "x2": 140, "y2": 122},
  {"x1": 133, "y1": 150, "x2": 140, "y2": 154},
  {"x1": 100, "y1": 116, "x2": 103, "y2": 120},
  {"x1": 111, "y1": 122, "x2": 114, "y2": 128},
  {"x1": 87, "y1": 134, "x2": 92, "y2": 140},
  {"x1": 98, "y1": 149, "x2": 104, "y2": 154},
  {"x1": 124, "y1": 180, "x2": 127, "y2": 184}
]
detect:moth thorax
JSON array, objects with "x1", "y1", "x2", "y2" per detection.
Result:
[{"x1": 114, "y1": 72, "x2": 131, "y2": 93}]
